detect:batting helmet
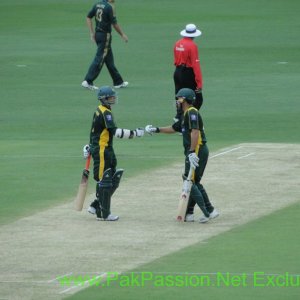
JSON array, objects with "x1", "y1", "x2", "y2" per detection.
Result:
[
  {"x1": 97, "y1": 86, "x2": 117, "y2": 106},
  {"x1": 176, "y1": 88, "x2": 196, "y2": 105}
]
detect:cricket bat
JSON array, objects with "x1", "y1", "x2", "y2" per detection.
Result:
[
  {"x1": 176, "y1": 167, "x2": 193, "y2": 221},
  {"x1": 74, "y1": 155, "x2": 91, "y2": 211}
]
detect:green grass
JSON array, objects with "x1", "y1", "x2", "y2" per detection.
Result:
[
  {"x1": 0, "y1": 0, "x2": 299, "y2": 299},
  {"x1": 0, "y1": 0, "x2": 299, "y2": 224},
  {"x1": 66, "y1": 201, "x2": 300, "y2": 300}
]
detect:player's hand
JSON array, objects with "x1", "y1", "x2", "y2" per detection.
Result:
[
  {"x1": 135, "y1": 128, "x2": 144, "y2": 137},
  {"x1": 188, "y1": 152, "x2": 199, "y2": 169},
  {"x1": 145, "y1": 125, "x2": 159, "y2": 135},
  {"x1": 83, "y1": 144, "x2": 90, "y2": 159},
  {"x1": 90, "y1": 32, "x2": 96, "y2": 43},
  {"x1": 195, "y1": 88, "x2": 202, "y2": 94},
  {"x1": 122, "y1": 33, "x2": 128, "y2": 43}
]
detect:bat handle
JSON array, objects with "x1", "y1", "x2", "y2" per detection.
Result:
[
  {"x1": 85, "y1": 155, "x2": 91, "y2": 170},
  {"x1": 187, "y1": 166, "x2": 194, "y2": 181}
]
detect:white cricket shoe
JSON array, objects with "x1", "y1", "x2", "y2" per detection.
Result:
[
  {"x1": 199, "y1": 216, "x2": 209, "y2": 223},
  {"x1": 81, "y1": 80, "x2": 98, "y2": 90},
  {"x1": 97, "y1": 214, "x2": 119, "y2": 221},
  {"x1": 185, "y1": 214, "x2": 194, "y2": 222},
  {"x1": 209, "y1": 209, "x2": 220, "y2": 219},
  {"x1": 88, "y1": 206, "x2": 96, "y2": 215},
  {"x1": 114, "y1": 81, "x2": 129, "y2": 89}
]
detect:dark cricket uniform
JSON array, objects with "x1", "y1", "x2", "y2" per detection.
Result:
[
  {"x1": 173, "y1": 107, "x2": 214, "y2": 215},
  {"x1": 89, "y1": 104, "x2": 117, "y2": 181},
  {"x1": 173, "y1": 37, "x2": 203, "y2": 112},
  {"x1": 84, "y1": 0, "x2": 124, "y2": 86}
]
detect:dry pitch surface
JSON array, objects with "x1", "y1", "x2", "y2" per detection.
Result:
[{"x1": 0, "y1": 143, "x2": 299, "y2": 299}]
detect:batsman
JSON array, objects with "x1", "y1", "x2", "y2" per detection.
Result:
[
  {"x1": 145, "y1": 88, "x2": 219, "y2": 223},
  {"x1": 83, "y1": 86, "x2": 144, "y2": 221}
]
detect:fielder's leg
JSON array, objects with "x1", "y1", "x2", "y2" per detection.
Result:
[{"x1": 105, "y1": 49, "x2": 124, "y2": 86}]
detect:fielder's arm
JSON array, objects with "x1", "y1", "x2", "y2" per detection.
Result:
[
  {"x1": 113, "y1": 24, "x2": 128, "y2": 42},
  {"x1": 86, "y1": 17, "x2": 95, "y2": 42}
]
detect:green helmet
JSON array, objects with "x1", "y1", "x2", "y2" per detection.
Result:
[
  {"x1": 176, "y1": 88, "x2": 196, "y2": 104},
  {"x1": 97, "y1": 86, "x2": 117, "y2": 105}
]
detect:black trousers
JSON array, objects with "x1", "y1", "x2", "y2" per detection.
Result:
[
  {"x1": 173, "y1": 66, "x2": 203, "y2": 117},
  {"x1": 185, "y1": 144, "x2": 214, "y2": 215},
  {"x1": 84, "y1": 32, "x2": 123, "y2": 86}
]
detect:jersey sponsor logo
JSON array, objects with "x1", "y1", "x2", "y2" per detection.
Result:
[{"x1": 106, "y1": 114, "x2": 112, "y2": 121}]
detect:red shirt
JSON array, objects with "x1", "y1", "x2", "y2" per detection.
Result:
[{"x1": 174, "y1": 37, "x2": 203, "y2": 89}]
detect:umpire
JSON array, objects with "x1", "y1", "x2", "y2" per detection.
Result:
[
  {"x1": 173, "y1": 24, "x2": 204, "y2": 120},
  {"x1": 81, "y1": 0, "x2": 129, "y2": 90}
]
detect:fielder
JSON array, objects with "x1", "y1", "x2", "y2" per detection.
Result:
[
  {"x1": 83, "y1": 86, "x2": 144, "y2": 221},
  {"x1": 81, "y1": 0, "x2": 129, "y2": 90},
  {"x1": 145, "y1": 88, "x2": 219, "y2": 223}
]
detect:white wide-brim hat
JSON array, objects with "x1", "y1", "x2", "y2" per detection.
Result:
[{"x1": 180, "y1": 24, "x2": 202, "y2": 37}]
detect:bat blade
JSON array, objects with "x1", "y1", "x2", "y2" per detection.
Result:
[
  {"x1": 176, "y1": 167, "x2": 193, "y2": 222},
  {"x1": 176, "y1": 180, "x2": 192, "y2": 221},
  {"x1": 74, "y1": 155, "x2": 91, "y2": 211}
]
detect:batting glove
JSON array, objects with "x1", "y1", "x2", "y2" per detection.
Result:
[
  {"x1": 83, "y1": 144, "x2": 90, "y2": 159},
  {"x1": 145, "y1": 125, "x2": 160, "y2": 135},
  {"x1": 135, "y1": 128, "x2": 144, "y2": 137},
  {"x1": 188, "y1": 151, "x2": 199, "y2": 169}
]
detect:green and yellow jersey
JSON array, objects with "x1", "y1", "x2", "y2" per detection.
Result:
[
  {"x1": 90, "y1": 104, "x2": 116, "y2": 149},
  {"x1": 172, "y1": 107, "x2": 207, "y2": 154}
]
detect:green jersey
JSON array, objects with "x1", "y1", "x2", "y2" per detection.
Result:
[
  {"x1": 172, "y1": 107, "x2": 207, "y2": 154},
  {"x1": 87, "y1": 0, "x2": 117, "y2": 33}
]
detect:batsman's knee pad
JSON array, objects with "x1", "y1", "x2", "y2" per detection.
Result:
[
  {"x1": 97, "y1": 169, "x2": 113, "y2": 219},
  {"x1": 97, "y1": 186, "x2": 112, "y2": 219},
  {"x1": 99, "y1": 168, "x2": 113, "y2": 188},
  {"x1": 111, "y1": 169, "x2": 124, "y2": 195}
]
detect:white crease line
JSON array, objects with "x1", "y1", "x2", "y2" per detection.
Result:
[
  {"x1": 0, "y1": 280, "x2": 48, "y2": 284},
  {"x1": 237, "y1": 153, "x2": 255, "y2": 160},
  {"x1": 210, "y1": 146, "x2": 243, "y2": 159},
  {"x1": 0, "y1": 146, "x2": 245, "y2": 160}
]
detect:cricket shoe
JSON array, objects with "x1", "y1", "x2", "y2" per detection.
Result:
[
  {"x1": 199, "y1": 215, "x2": 209, "y2": 223},
  {"x1": 97, "y1": 214, "x2": 119, "y2": 221},
  {"x1": 81, "y1": 80, "x2": 98, "y2": 90},
  {"x1": 88, "y1": 206, "x2": 96, "y2": 214},
  {"x1": 185, "y1": 214, "x2": 194, "y2": 222},
  {"x1": 209, "y1": 209, "x2": 220, "y2": 219},
  {"x1": 87, "y1": 199, "x2": 99, "y2": 215},
  {"x1": 114, "y1": 81, "x2": 129, "y2": 89}
]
